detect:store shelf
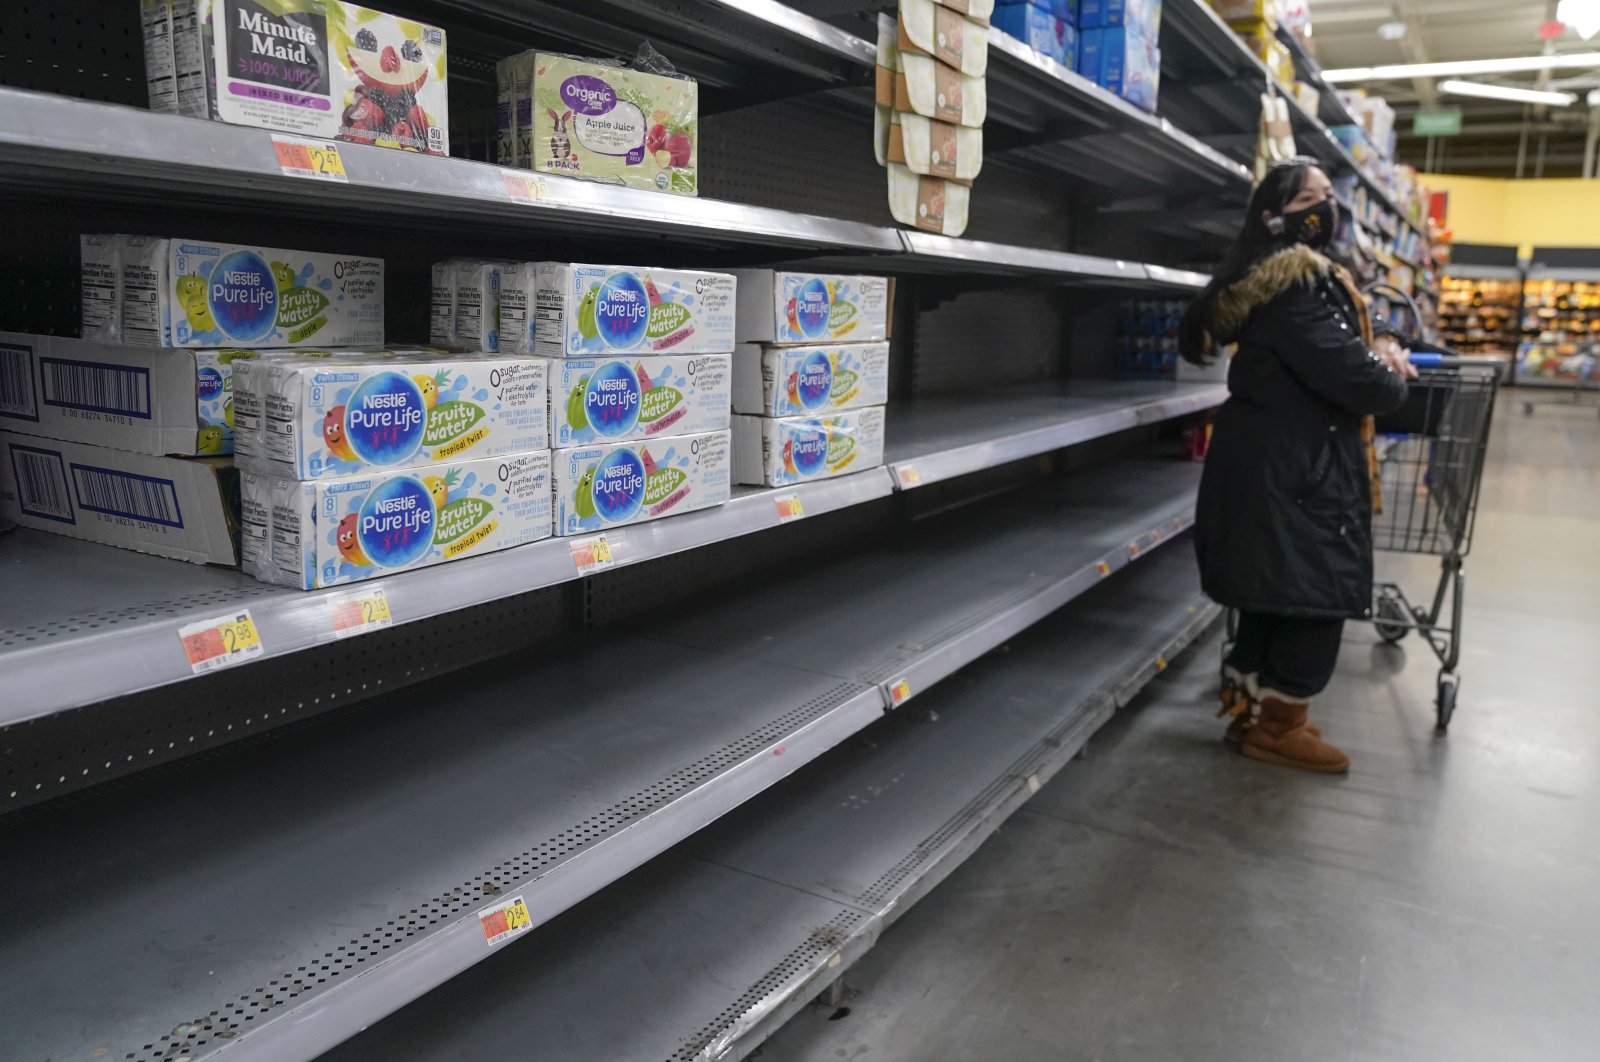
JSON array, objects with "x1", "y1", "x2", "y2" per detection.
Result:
[
  {"x1": 0, "y1": 381, "x2": 1220, "y2": 725},
  {"x1": 1274, "y1": 24, "x2": 1359, "y2": 130},
  {"x1": 884, "y1": 380, "x2": 1226, "y2": 487},
  {"x1": 321, "y1": 544, "x2": 1218, "y2": 1062},
  {"x1": 0, "y1": 458, "x2": 1204, "y2": 1062}
]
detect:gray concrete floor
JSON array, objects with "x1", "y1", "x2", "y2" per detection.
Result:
[{"x1": 759, "y1": 398, "x2": 1600, "y2": 1062}]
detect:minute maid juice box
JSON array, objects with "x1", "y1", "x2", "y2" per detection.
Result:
[
  {"x1": 249, "y1": 450, "x2": 552, "y2": 588},
  {"x1": 732, "y1": 342, "x2": 890, "y2": 416},
  {"x1": 732, "y1": 270, "x2": 890, "y2": 345},
  {"x1": 732, "y1": 407, "x2": 886, "y2": 487},
  {"x1": 535, "y1": 263, "x2": 735, "y2": 357},
  {"x1": 262, "y1": 355, "x2": 548, "y2": 478},
  {"x1": 553, "y1": 429, "x2": 730, "y2": 536},
  {"x1": 549, "y1": 354, "x2": 730, "y2": 447}
]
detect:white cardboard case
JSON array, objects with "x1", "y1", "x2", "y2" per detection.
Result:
[
  {"x1": 552, "y1": 429, "x2": 730, "y2": 536},
  {"x1": 0, "y1": 431, "x2": 238, "y2": 565},
  {"x1": 732, "y1": 407, "x2": 886, "y2": 487},
  {"x1": 535, "y1": 263, "x2": 736, "y2": 357},
  {"x1": 0, "y1": 332, "x2": 248, "y2": 456},
  {"x1": 548, "y1": 353, "x2": 730, "y2": 447},
  {"x1": 731, "y1": 270, "x2": 890, "y2": 345},
  {"x1": 732, "y1": 342, "x2": 889, "y2": 416}
]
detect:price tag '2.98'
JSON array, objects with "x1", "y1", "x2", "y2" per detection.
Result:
[
  {"x1": 179, "y1": 610, "x2": 264, "y2": 674},
  {"x1": 271, "y1": 135, "x2": 348, "y2": 183}
]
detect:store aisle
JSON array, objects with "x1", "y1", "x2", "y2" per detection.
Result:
[{"x1": 758, "y1": 401, "x2": 1600, "y2": 1062}]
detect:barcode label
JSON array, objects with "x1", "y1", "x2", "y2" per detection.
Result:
[
  {"x1": 0, "y1": 344, "x2": 36, "y2": 420},
  {"x1": 40, "y1": 358, "x2": 152, "y2": 418},
  {"x1": 70, "y1": 462, "x2": 183, "y2": 527},
  {"x1": 8, "y1": 445, "x2": 73, "y2": 523}
]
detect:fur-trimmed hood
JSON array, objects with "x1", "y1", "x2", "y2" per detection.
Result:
[{"x1": 1205, "y1": 244, "x2": 1337, "y2": 344}]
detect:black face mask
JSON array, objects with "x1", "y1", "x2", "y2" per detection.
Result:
[{"x1": 1279, "y1": 198, "x2": 1338, "y2": 250}]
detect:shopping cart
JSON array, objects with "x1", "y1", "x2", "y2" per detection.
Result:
[{"x1": 1369, "y1": 350, "x2": 1501, "y2": 729}]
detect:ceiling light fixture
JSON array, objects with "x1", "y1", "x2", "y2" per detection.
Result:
[
  {"x1": 1377, "y1": 21, "x2": 1407, "y2": 41},
  {"x1": 1558, "y1": 0, "x2": 1600, "y2": 40},
  {"x1": 1324, "y1": 52, "x2": 1600, "y2": 82},
  {"x1": 1440, "y1": 79, "x2": 1578, "y2": 107}
]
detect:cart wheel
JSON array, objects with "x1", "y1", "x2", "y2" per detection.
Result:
[
  {"x1": 1374, "y1": 596, "x2": 1409, "y2": 643},
  {"x1": 1436, "y1": 676, "x2": 1458, "y2": 731}
]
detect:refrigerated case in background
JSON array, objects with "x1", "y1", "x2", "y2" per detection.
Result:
[
  {"x1": 1519, "y1": 247, "x2": 1600, "y2": 399},
  {"x1": 1439, "y1": 243, "x2": 1521, "y2": 359}
]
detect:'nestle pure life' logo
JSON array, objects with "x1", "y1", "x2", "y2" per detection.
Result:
[
  {"x1": 795, "y1": 278, "x2": 831, "y2": 339},
  {"x1": 585, "y1": 361, "x2": 642, "y2": 437},
  {"x1": 790, "y1": 424, "x2": 829, "y2": 477},
  {"x1": 346, "y1": 372, "x2": 428, "y2": 464},
  {"x1": 209, "y1": 250, "x2": 277, "y2": 342},
  {"x1": 358, "y1": 476, "x2": 435, "y2": 568},
  {"x1": 795, "y1": 351, "x2": 833, "y2": 410},
  {"x1": 596, "y1": 272, "x2": 650, "y2": 350},
  {"x1": 592, "y1": 448, "x2": 646, "y2": 523}
]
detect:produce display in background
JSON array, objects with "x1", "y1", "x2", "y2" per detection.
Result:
[
  {"x1": 874, "y1": 0, "x2": 991, "y2": 237},
  {"x1": 1116, "y1": 298, "x2": 1183, "y2": 380},
  {"x1": 496, "y1": 49, "x2": 699, "y2": 196},
  {"x1": 1438, "y1": 276, "x2": 1520, "y2": 356},
  {"x1": 140, "y1": 0, "x2": 449, "y2": 156}
]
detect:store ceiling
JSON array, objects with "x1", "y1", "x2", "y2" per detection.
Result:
[{"x1": 1307, "y1": 0, "x2": 1599, "y2": 177}]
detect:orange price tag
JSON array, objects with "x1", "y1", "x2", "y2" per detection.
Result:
[
  {"x1": 776, "y1": 494, "x2": 805, "y2": 522},
  {"x1": 1096, "y1": 561, "x2": 1111, "y2": 577},
  {"x1": 480, "y1": 895, "x2": 532, "y2": 946},
  {"x1": 271, "y1": 135, "x2": 348, "y2": 182},
  {"x1": 501, "y1": 169, "x2": 547, "y2": 203},
  {"x1": 1156, "y1": 656, "x2": 1168, "y2": 671},
  {"x1": 896, "y1": 466, "x2": 922, "y2": 488},
  {"x1": 570, "y1": 535, "x2": 615, "y2": 574},
  {"x1": 178, "y1": 610, "x2": 264, "y2": 674},
  {"x1": 329, "y1": 588, "x2": 393, "y2": 639},
  {"x1": 889, "y1": 678, "x2": 912, "y2": 705}
]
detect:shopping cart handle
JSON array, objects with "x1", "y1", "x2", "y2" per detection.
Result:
[{"x1": 1411, "y1": 352, "x2": 1445, "y2": 368}]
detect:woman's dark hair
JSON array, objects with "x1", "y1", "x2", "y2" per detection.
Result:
[{"x1": 1179, "y1": 158, "x2": 1321, "y2": 365}]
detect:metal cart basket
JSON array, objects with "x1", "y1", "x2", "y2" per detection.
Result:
[{"x1": 1369, "y1": 350, "x2": 1501, "y2": 729}]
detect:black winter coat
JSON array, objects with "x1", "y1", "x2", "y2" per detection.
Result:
[{"x1": 1193, "y1": 245, "x2": 1409, "y2": 620}]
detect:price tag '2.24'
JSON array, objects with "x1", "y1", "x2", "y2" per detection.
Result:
[{"x1": 272, "y1": 135, "x2": 349, "y2": 183}]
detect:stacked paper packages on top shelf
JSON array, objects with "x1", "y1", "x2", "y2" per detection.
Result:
[
  {"x1": 994, "y1": 0, "x2": 1078, "y2": 68},
  {"x1": 495, "y1": 50, "x2": 699, "y2": 196},
  {"x1": 1076, "y1": 0, "x2": 1163, "y2": 112},
  {"x1": 728, "y1": 271, "x2": 893, "y2": 487},
  {"x1": 140, "y1": 0, "x2": 449, "y2": 156},
  {"x1": 875, "y1": 0, "x2": 990, "y2": 237},
  {"x1": 83, "y1": 234, "x2": 385, "y2": 350}
]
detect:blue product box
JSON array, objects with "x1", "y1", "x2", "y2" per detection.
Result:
[
  {"x1": 1076, "y1": 26, "x2": 1104, "y2": 78},
  {"x1": 994, "y1": 3, "x2": 1062, "y2": 57},
  {"x1": 1080, "y1": 0, "x2": 1161, "y2": 34},
  {"x1": 1061, "y1": 21, "x2": 1079, "y2": 68},
  {"x1": 996, "y1": 0, "x2": 1080, "y2": 25}
]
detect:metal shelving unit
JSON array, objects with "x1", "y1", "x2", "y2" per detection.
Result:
[
  {"x1": 0, "y1": 460, "x2": 1203, "y2": 1062},
  {"x1": 320, "y1": 545, "x2": 1216, "y2": 1062},
  {"x1": 1, "y1": 381, "x2": 1220, "y2": 727}
]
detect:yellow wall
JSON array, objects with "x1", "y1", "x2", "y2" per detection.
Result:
[{"x1": 1422, "y1": 173, "x2": 1600, "y2": 256}]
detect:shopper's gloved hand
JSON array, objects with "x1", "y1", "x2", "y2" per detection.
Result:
[{"x1": 1373, "y1": 334, "x2": 1419, "y2": 381}]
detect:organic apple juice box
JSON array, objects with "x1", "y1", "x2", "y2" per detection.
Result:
[
  {"x1": 260, "y1": 355, "x2": 549, "y2": 478},
  {"x1": 732, "y1": 407, "x2": 886, "y2": 487},
  {"x1": 731, "y1": 270, "x2": 891, "y2": 345},
  {"x1": 160, "y1": 238, "x2": 384, "y2": 348},
  {"x1": 732, "y1": 342, "x2": 890, "y2": 417},
  {"x1": 535, "y1": 263, "x2": 736, "y2": 357},
  {"x1": 553, "y1": 429, "x2": 730, "y2": 536},
  {"x1": 192, "y1": 0, "x2": 448, "y2": 155},
  {"x1": 532, "y1": 52, "x2": 698, "y2": 196},
  {"x1": 258, "y1": 450, "x2": 553, "y2": 589},
  {"x1": 549, "y1": 353, "x2": 731, "y2": 447}
]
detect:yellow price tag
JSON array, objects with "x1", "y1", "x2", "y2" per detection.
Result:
[
  {"x1": 501, "y1": 170, "x2": 548, "y2": 203},
  {"x1": 570, "y1": 535, "x2": 616, "y2": 574},
  {"x1": 480, "y1": 895, "x2": 533, "y2": 946},
  {"x1": 1156, "y1": 656, "x2": 1168, "y2": 671},
  {"x1": 889, "y1": 678, "x2": 912, "y2": 706},
  {"x1": 179, "y1": 610, "x2": 265, "y2": 674},
  {"x1": 330, "y1": 587, "x2": 394, "y2": 639},
  {"x1": 272, "y1": 135, "x2": 348, "y2": 182},
  {"x1": 896, "y1": 466, "x2": 922, "y2": 488},
  {"x1": 776, "y1": 494, "x2": 805, "y2": 522},
  {"x1": 1096, "y1": 561, "x2": 1111, "y2": 577}
]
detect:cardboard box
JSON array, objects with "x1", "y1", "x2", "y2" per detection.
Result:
[
  {"x1": 732, "y1": 407, "x2": 886, "y2": 487},
  {"x1": 552, "y1": 430, "x2": 730, "y2": 536},
  {"x1": 0, "y1": 431, "x2": 238, "y2": 565},
  {"x1": 732, "y1": 342, "x2": 890, "y2": 416},
  {"x1": 0, "y1": 332, "x2": 249, "y2": 456},
  {"x1": 732, "y1": 270, "x2": 891, "y2": 345},
  {"x1": 535, "y1": 263, "x2": 736, "y2": 357},
  {"x1": 548, "y1": 353, "x2": 731, "y2": 447}
]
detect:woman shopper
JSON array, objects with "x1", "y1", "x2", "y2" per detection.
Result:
[{"x1": 1179, "y1": 158, "x2": 1416, "y2": 774}]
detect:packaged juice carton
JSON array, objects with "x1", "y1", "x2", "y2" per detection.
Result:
[
  {"x1": 80, "y1": 235, "x2": 125, "y2": 342},
  {"x1": 548, "y1": 353, "x2": 731, "y2": 447},
  {"x1": 552, "y1": 429, "x2": 730, "y2": 536},
  {"x1": 0, "y1": 432, "x2": 238, "y2": 565},
  {"x1": 260, "y1": 355, "x2": 549, "y2": 478},
  {"x1": 536, "y1": 263, "x2": 736, "y2": 357},
  {"x1": 494, "y1": 56, "x2": 515, "y2": 165},
  {"x1": 429, "y1": 261, "x2": 456, "y2": 345},
  {"x1": 532, "y1": 52, "x2": 698, "y2": 196},
  {"x1": 732, "y1": 270, "x2": 890, "y2": 345},
  {"x1": 141, "y1": 0, "x2": 179, "y2": 113},
  {"x1": 453, "y1": 260, "x2": 503, "y2": 352},
  {"x1": 511, "y1": 51, "x2": 536, "y2": 168},
  {"x1": 0, "y1": 331, "x2": 251, "y2": 456},
  {"x1": 498, "y1": 262, "x2": 537, "y2": 355},
  {"x1": 250, "y1": 450, "x2": 553, "y2": 589},
  {"x1": 732, "y1": 407, "x2": 886, "y2": 487},
  {"x1": 187, "y1": 0, "x2": 449, "y2": 155},
  {"x1": 116, "y1": 236, "x2": 385, "y2": 349},
  {"x1": 732, "y1": 342, "x2": 890, "y2": 416},
  {"x1": 234, "y1": 349, "x2": 367, "y2": 470}
]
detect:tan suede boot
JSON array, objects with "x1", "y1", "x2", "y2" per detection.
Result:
[
  {"x1": 1240, "y1": 695, "x2": 1350, "y2": 774},
  {"x1": 1218, "y1": 673, "x2": 1320, "y2": 748}
]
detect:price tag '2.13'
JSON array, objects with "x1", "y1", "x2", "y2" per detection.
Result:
[
  {"x1": 179, "y1": 610, "x2": 264, "y2": 674},
  {"x1": 272, "y1": 135, "x2": 349, "y2": 183}
]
